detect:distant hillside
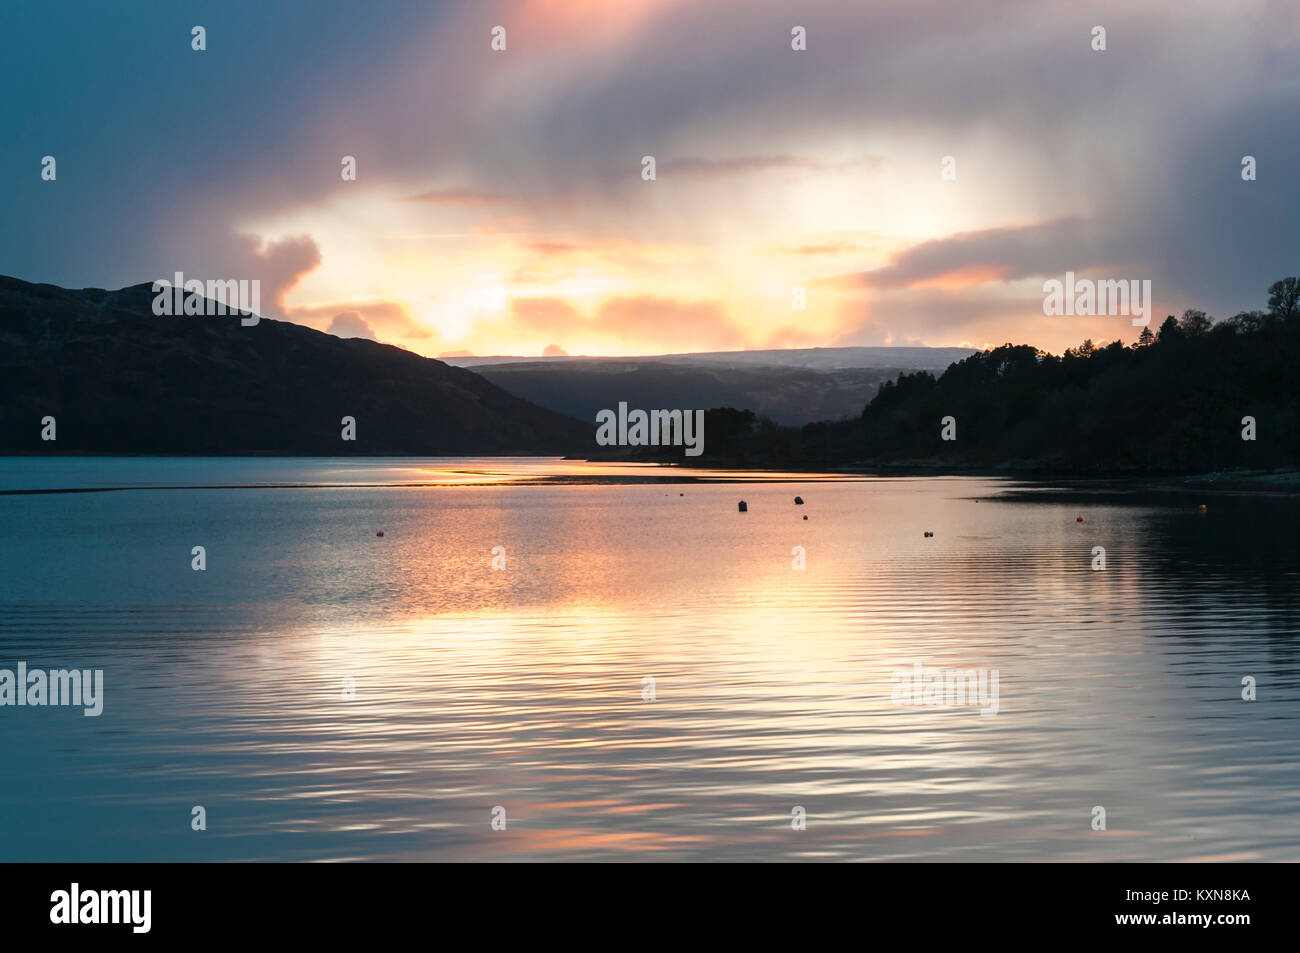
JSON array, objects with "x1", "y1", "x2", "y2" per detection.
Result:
[
  {"x1": 0, "y1": 277, "x2": 588, "y2": 454},
  {"x1": 444, "y1": 346, "x2": 976, "y2": 371},
  {"x1": 443, "y1": 347, "x2": 977, "y2": 425}
]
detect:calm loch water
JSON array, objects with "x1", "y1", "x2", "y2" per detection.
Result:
[{"x1": 0, "y1": 458, "x2": 1297, "y2": 861}]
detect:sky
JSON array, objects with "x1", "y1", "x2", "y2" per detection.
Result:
[{"x1": 2, "y1": 0, "x2": 1298, "y2": 357}]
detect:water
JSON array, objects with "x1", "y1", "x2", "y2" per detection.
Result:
[{"x1": 1, "y1": 458, "x2": 1297, "y2": 861}]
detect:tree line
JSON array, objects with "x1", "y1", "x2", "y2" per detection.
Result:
[{"x1": 652, "y1": 278, "x2": 1300, "y2": 472}]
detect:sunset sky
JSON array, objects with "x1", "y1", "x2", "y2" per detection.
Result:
[{"x1": 3, "y1": 0, "x2": 1298, "y2": 356}]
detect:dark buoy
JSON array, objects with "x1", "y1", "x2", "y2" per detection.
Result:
[
  {"x1": 923, "y1": 531, "x2": 933, "y2": 537},
  {"x1": 802, "y1": 515, "x2": 808, "y2": 520},
  {"x1": 738, "y1": 500, "x2": 748, "y2": 512},
  {"x1": 376, "y1": 530, "x2": 385, "y2": 537},
  {"x1": 679, "y1": 493, "x2": 684, "y2": 496},
  {"x1": 794, "y1": 496, "x2": 804, "y2": 505},
  {"x1": 1076, "y1": 516, "x2": 1083, "y2": 523}
]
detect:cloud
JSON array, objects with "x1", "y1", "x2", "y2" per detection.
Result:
[
  {"x1": 593, "y1": 296, "x2": 743, "y2": 350},
  {"x1": 510, "y1": 297, "x2": 587, "y2": 334},
  {"x1": 772, "y1": 239, "x2": 872, "y2": 257},
  {"x1": 660, "y1": 154, "x2": 883, "y2": 179},
  {"x1": 401, "y1": 188, "x2": 512, "y2": 206},
  {"x1": 518, "y1": 240, "x2": 582, "y2": 256},
  {"x1": 542, "y1": 343, "x2": 569, "y2": 356},
  {"x1": 327, "y1": 311, "x2": 377, "y2": 340},
  {"x1": 231, "y1": 234, "x2": 323, "y2": 315},
  {"x1": 819, "y1": 218, "x2": 1120, "y2": 291},
  {"x1": 288, "y1": 299, "x2": 436, "y2": 344},
  {"x1": 477, "y1": 293, "x2": 743, "y2": 354},
  {"x1": 6, "y1": 0, "x2": 1300, "y2": 357},
  {"x1": 828, "y1": 286, "x2": 1141, "y2": 354}
]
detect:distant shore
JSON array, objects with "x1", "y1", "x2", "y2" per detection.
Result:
[{"x1": 5, "y1": 454, "x2": 1300, "y2": 492}]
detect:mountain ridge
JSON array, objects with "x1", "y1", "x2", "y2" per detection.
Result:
[
  {"x1": 441, "y1": 347, "x2": 979, "y2": 426},
  {"x1": 0, "y1": 276, "x2": 590, "y2": 455}
]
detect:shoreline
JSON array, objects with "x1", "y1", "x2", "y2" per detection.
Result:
[{"x1": 2, "y1": 457, "x2": 1299, "y2": 494}]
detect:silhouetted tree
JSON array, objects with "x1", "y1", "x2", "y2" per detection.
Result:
[
  {"x1": 1180, "y1": 309, "x2": 1213, "y2": 335},
  {"x1": 1267, "y1": 277, "x2": 1300, "y2": 320},
  {"x1": 1228, "y1": 310, "x2": 1271, "y2": 334}
]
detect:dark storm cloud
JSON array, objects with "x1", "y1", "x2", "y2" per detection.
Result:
[{"x1": 820, "y1": 218, "x2": 1112, "y2": 290}]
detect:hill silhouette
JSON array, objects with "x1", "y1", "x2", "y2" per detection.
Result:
[{"x1": 0, "y1": 276, "x2": 589, "y2": 454}]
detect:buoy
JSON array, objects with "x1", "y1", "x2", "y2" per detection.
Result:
[
  {"x1": 679, "y1": 493, "x2": 684, "y2": 497},
  {"x1": 1076, "y1": 516, "x2": 1083, "y2": 523},
  {"x1": 794, "y1": 496, "x2": 804, "y2": 505},
  {"x1": 1199, "y1": 504, "x2": 1207, "y2": 512},
  {"x1": 738, "y1": 500, "x2": 747, "y2": 513},
  {"x1": 376, "y1": 531, "x2": 384, "y2": 537},
  {"x1": 802, "y1": 515, "x2": 808, "y2": 520},
  {"x1": 923, "y1": 531, "x2": 933, "y2": 537}
]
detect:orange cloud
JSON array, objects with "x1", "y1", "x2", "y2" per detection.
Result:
[
  {"x1": 461, "y1": 293, "x2": 745, "y2": 355},
  {"x1": 288, "y1": 299, "x2": 437, "y2": 345},
  {"x1": 327, "y1": 311, "x2": 376, "y2": 340},
  {"x1": 510, "y1": 296, "x2": 586, "y2": 333},
  {"x1": 592, "y1": 295, "x2": 742, "y2": 350},
  {"x1": 232, "y1": 233, "x2": 322, "y2": 315},
  {"x1": 907, "y1": 264, "x2": 1014, "y2": 290}
]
